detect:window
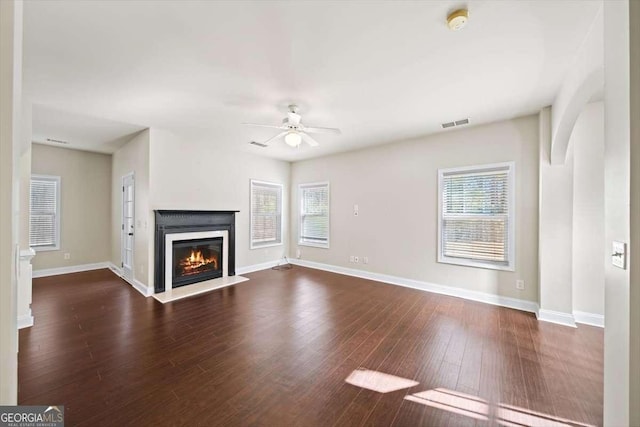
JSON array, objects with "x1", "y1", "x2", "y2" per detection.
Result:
[
  {"x1": 30, "y1": 175, "x2": 61, "y2": 251},
  {"x1": 438, "y1": 162, "x2": 515, "y2": 271},
  {"x1": 250, "y1": 180, "x2": 283, "y2": 249},
  {"x1": 299, "y1": 182, "x2": 330, "y2": 248}
]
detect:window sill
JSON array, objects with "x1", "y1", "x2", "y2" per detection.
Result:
[
  {"x1": 250, "y1": 241, "x2": 283, "y2": 250},
  {"x1": 31, "y1": 245, "x2": 60, "y2": 253},
  {"x1": 437, "y1": 256, "x2": 514, "y2": 272},
  {"x1": 298, "y1": 241, "x2": 330, "y2": 249}
]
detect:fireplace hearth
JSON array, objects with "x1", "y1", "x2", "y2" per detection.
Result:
[{"x1": 154, "y1": 210, "x2": 238, "y2": 293}]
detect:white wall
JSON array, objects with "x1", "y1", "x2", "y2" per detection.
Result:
[
  {"x1": 0, "y1": 0, "x2": 21, "y2": 405},
  {"x1": 148, "y1": 129, "x2": 290, "y2": 284},
  {"x1": 290, "y1": 115, "x2": 539, "y2": 302},
  {"x1": 538, "y1": 106, "x2": 574, "y2": 320},
  {"x1": 628, "y1": 0, "x2": 640, "y2": 423},
  {"x1": 17, "y1": 143, "x2": 32, "y2": 326},
  {"x1": 19, "y1": 122, "x2": 30, "y2": 250},
  {"x1": 111, "y1": 129, "x2": 151, "y2": 286},
  {"x1": 603, "y1": 1, "x2": 637, "y2": 425},
  {"x1": 31, "y1": 144, "x2": 112, "y2": 270},
  {"x1": 550, "y1": 5, "x2": 603, "y2": 164},
  {"x1": 571, "y1": 102, "x2": 605, "y2": 316}
]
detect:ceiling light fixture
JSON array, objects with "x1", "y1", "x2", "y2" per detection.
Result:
[
  {"x1": 447, "y1": 9, "x2": 468, "y2": 31},
  {"x1": 284, "y1": 131, "x2": 302, "y2": 147}
]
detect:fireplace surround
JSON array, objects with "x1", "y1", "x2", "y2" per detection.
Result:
[{"x1": 154, "y1": 210, "x2": 238, "y2": 293}]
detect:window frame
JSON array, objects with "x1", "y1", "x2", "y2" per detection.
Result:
[
  {"x1": 298, "y1": 181, "x2": 330, "y2": 249},
  {"x1": 29, "y1": 174, "x2": 62, "y2": 252},
  {"x1": 249, "y1": 179, "x2": 284, "y2": 250},
  {"x1": 437, "y1": 162, "x2": 515, "y2": 271}
]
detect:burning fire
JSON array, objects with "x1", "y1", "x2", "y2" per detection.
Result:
[{"x1": 178, "y1": 249, "x2": 218, "y2": 275}]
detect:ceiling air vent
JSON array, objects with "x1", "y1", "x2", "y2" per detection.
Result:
[
  {"x1": 249, "y1": 141, "x2": 268, "y2": 148},
  {"x1": 46, "y1": 138, "x2": 69, "y2": 144},
  {"x1": 441, "y1": 118, "x2": 470, "y2": 129}
]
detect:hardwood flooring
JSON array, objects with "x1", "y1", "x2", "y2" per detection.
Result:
[{"x1": 19, "y1": 267, "x2": 603, "y2": 426}]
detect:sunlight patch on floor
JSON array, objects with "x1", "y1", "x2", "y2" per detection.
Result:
[
  {"x1": 405, "y1": 388, "x2": 489, "y2": 421},
  {"x1": 404, "y1": 388, "x2": 594, "y2": 427},
  {"x1": 345, "y1": 368, "x2": 419, "y2": 393}
]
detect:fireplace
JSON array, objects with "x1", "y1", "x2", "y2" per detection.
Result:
[
  {"x1": 154, "y1": 210, "x2": 238, "y2": 293},
  {"x1": 172, "y1": 237, "x2": 222, "y2": 288}
]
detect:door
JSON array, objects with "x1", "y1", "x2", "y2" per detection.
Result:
[{"x1": 121, "y1": 173, "x2": 135, "y2": 282}]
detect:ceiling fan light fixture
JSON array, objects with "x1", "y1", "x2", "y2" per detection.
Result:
[{"x1": 284, "y1": 131, "x2": 302, "y2": 147}]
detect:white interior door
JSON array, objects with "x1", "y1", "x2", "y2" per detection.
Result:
[{"x1": 121, "y1": 173, "x2": 135, "y2": 282}]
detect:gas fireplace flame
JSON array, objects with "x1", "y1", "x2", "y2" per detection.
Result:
[
  {"x1": 178, "y1": 249, "x2": 218, "y2": 275},
  {"x1": 189, "y1": 250, "x2": 204, "y2": 265}
]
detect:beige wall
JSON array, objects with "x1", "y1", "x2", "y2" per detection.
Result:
[
  {"x1": 571, "y1": 102, "x2": 605, "y2": 316},
  {"x1": 111, "y1": 129, "x2": 151, "y2": 286},
  {"x1": 148, "y1": 129, "x2": 290, "y2": 285},
  {"x1": 31, "y1": 144, "x2": 112, "y2": 270},
  {"x1": 0, "y1": 0, "x2": 20, "y2": 404},
  {"x1": 290, "y1": 115, "x2": 539, "y2": 302}
]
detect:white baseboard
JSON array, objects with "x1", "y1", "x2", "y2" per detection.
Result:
[
  {"x1": 236, "y1": 259, "x2": 282, "y2": 275},
  {"x1": 132, "y1": 279, "x2": 153, "y2": 297},
  {"x1": 17, "y1": 311, "x2": 34, "y2": 329},
  {"x1": 288, "y1": 259, "x2": 539, "y2": 315},
  {"x1": 573, "y1": 310, "x2": 604, "y2": 328},
  {"x1": 33, "y1": 261, "x2": 112, "y2": 278},
  {"x1": 108, "y1": 262, "x2": 123, "y2": 277},
  {"x1": 106, "y1": 262, "x2": 152, "y2": 297},
  {"x1": 536, "y1": 308, "x2": 577, "y2": 328}
]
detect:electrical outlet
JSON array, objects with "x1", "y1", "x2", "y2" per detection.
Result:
[
  {"x1": 64, "y1": 253, "x2": 71, "y2": 260},
  {"x1": 354, "y1": 256, "x2": 359, "y2": 263},
  {"x1": 349, "y1": 255, "x2": 355, "y2": 263},
  {"x1": 363, "y1": 257, "x2": 368, "y2": 264},
  {"x1": 516, "y1": 280, "x2": 525, "y2": 290}
]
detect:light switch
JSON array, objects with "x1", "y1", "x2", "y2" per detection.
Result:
[{"x1": 612, "y1": 241, "x2": 626, "y2": 269}]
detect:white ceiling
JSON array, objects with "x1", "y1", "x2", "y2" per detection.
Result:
[
  {"x1": 32, "y1": 105, "x2": 146, "y2": 153},
  {"x1": 23, "y1": 1, "x2": 602, "y2": 161}
]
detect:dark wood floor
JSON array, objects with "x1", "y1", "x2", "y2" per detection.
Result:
[{"x1": 19, "y1": 267, "x2": 603, "y2": 426}]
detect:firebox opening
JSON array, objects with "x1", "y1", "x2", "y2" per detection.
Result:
[{"x1": 172, "y1": 237, "x2": 223, "y2": 288}]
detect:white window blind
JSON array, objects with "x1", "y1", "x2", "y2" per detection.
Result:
[
  {"x1": 250, "y1": 180, "x2": 283, "y2": 249},
  {"x1": 299, "y1": 182, "x2": 330, "y2": 248},
  {"x1": 438, "y1": 163, "x2": 514, "y2": 270},
  {"x1": 30, "y1": 175, "x2": 61, "y2": 250}
]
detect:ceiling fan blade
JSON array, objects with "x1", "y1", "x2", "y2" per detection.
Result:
[
  {"x1": 262, "y1": 131, "x2": 288, "y2": 146},
  {"x1": 302, "y1": 126, "x2": 341, "y2": 135},
  {"x1": 301, "y1": 133, "x2": 319, "y2": 147},
  {"x1": 287, "y1": 112, "x2": 301, "y2": 126},
  {"x1": 242, "y1": 123, "x2": 287, "y2": 130}
]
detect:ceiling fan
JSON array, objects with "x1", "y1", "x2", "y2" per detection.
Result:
[{"x1": 243, "y1": 104, "x2": 341, "y2": 148}]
